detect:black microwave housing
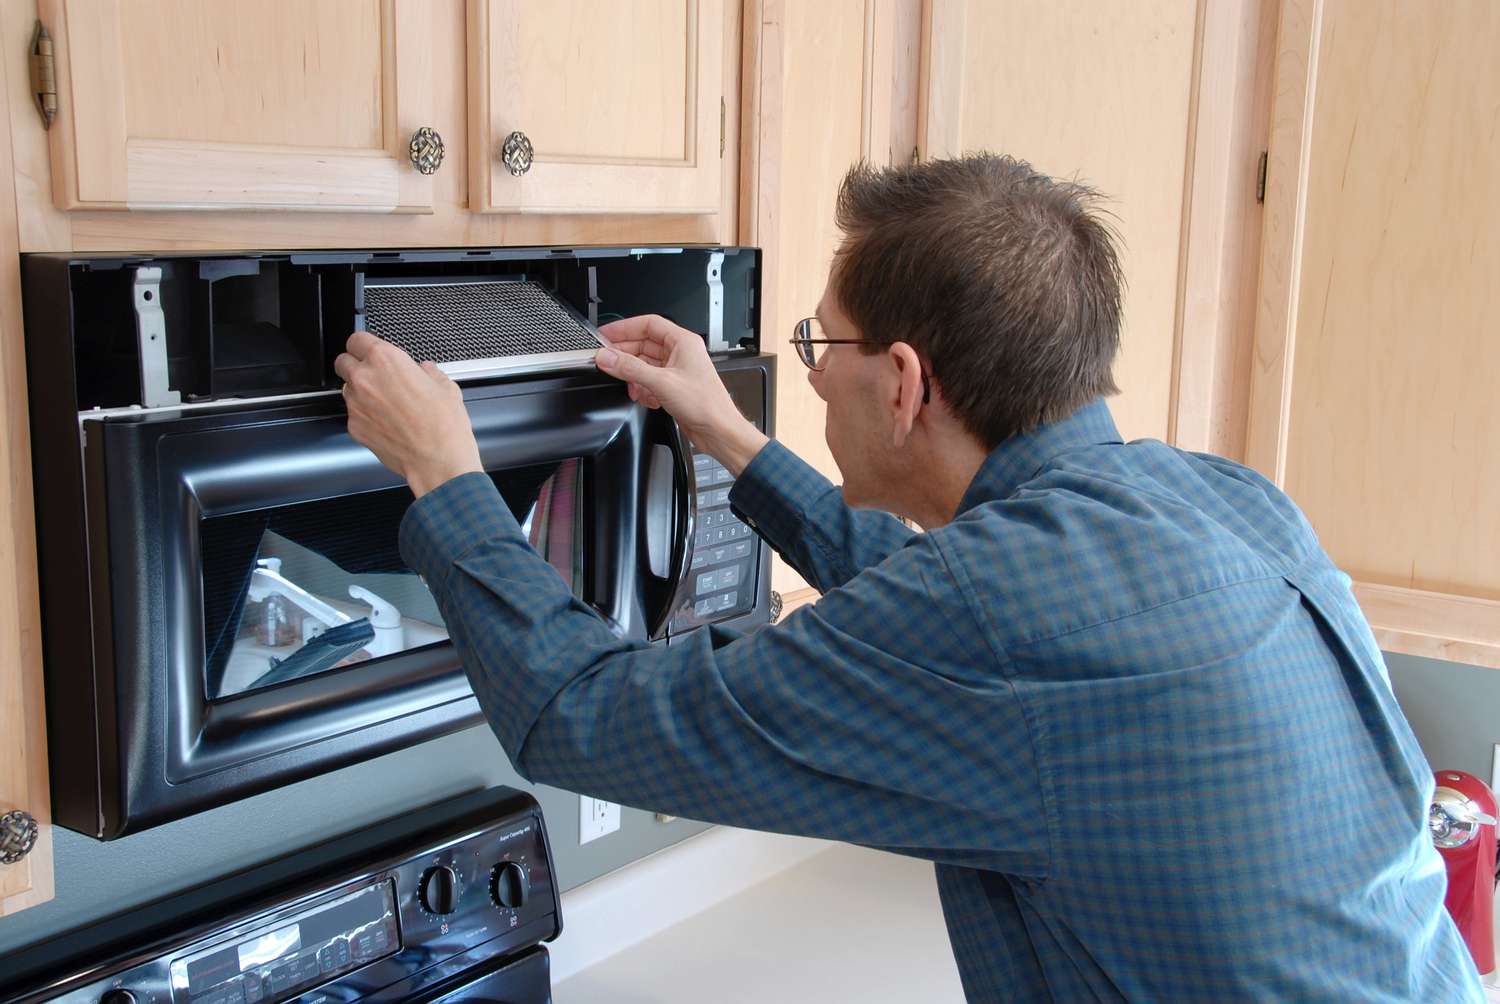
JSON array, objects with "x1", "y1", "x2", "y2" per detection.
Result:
[{"x1": 21, "y1": 246, "x2": 774, "y2": 839}]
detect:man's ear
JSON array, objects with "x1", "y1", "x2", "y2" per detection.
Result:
[{"x1": 887, "y1": 341, "x2": 925, "y2": 448}]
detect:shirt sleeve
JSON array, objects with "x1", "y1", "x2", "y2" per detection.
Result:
[
  {"x1": 728, "y1": 438, "x2": 916, "y2": 592},
  {"x1": 400, "y1": 471, "x2": 1048, "y2": 877}
]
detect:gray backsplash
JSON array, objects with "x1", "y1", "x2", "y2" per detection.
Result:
[
  {"x1": 0, "y1": 723, "x2": 709, "y2": 959},
  {"x1": 1387, "y1": 651, "x2": 1500, "y2": 781}
]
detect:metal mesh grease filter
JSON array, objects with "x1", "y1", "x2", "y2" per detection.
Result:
[{"x1": 362, "y1": 280, "x2": 601, "y2": 363}]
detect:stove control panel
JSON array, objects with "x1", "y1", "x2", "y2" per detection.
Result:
[{"x1": 8, "y1": 795, "x2": 558, "y2": 1004}]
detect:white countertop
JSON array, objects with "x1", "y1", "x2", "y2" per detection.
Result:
[{"x1": 550, "y1": 829, "x2": 964, "y2": 1002}]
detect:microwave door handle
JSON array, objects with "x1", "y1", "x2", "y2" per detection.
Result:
[{"x1": 644, "y1": 424, "x2": 695, "y2": 633}]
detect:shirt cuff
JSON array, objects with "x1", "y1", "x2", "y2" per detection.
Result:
[
  {"x1": 728, "y1": 438, "x2": 838, "y2": 554},
  {"x1": 399, "y1": 471, "x2": 523, "y2": 586}
]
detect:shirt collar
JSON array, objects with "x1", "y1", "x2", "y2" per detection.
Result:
[{"x1": 956, "y1": 399, "x2": 1123, "y2": 515}]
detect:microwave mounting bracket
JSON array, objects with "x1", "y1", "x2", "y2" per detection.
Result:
[
  {"x1": 133, "y1": 266, "x2": 181, "y2": 408},
  {"x1": 705, "y1": 251, "x2": 726, "y2": 352}
]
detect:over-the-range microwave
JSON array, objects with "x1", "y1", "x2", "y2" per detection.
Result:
[{"x1": 20, "y1": 246, "x2": 775, "y2": 839}]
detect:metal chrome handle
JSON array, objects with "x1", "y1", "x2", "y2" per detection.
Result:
[
  {"x1": 408, "y1": 126, "x2": 445, "y2": 175},
  {"x1": 501, "y1": 130, "x2": 534, "y2": 176},
  {"x1": 0, "y1": 810, "x2": 39, "y2": 864}
]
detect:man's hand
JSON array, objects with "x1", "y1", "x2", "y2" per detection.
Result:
[
  {"x1": 595, "y1": 315, "x2": 768, "y2": 475},
  {"x1": 335, "y1": 331, "x2": 483, "y2": 498}
]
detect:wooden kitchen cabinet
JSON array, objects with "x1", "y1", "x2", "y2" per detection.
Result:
[
  {"x1": 33, "y1": 0, "x2": 729, "y2": 219},
  {"x1": 741, "y1": 0, "x2": 922, "y2": 600},
  {"x1": 922, "y1": 0, "x2": 1198, "y2": 445},
  {"x1": 37, "y1": 0, "x2": 439, "y2": 213},
  {"x1": 1247, "y1": 0, "x2": 1500, "y2": 668},
  {"x1": 0, "y1": 24, "x2": 52, "y2": 911},
  {"x1": 468, "y1": 0, "x2": 726, "y2": 215}
]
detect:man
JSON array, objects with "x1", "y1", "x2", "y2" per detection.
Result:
[{"x1": 336, "y1": 155, "x2": 1480, "y2": 1001}]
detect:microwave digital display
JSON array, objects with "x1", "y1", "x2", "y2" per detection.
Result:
[{"x1": 200, "y1": 460, "x2": 583, "y2": 699}]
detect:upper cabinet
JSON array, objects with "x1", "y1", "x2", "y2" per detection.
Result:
[
  {"x1": 1247, "y1": 0, "x2": 1500, "y2": 668},
  {"x1": 38, "y1": 0, "x2": 439, "y2": 213},
  {"x1": 467, "y1": 0, "x2": 724, "y2": 215},
  {"x1": 31, "y1": 0, "x2": 727, "y2": 220},
  {"x1": 920, "y1": 0, "x2": 1200, "y2": 445}
]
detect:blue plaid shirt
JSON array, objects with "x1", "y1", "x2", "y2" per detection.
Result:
[{"x1": 401, "y1": 399, "x2": 1481, "y2": 1002}]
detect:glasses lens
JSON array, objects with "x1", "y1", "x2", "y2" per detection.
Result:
[{"x1": 793, "y1": 317, "x2": 821, "y2": 370}]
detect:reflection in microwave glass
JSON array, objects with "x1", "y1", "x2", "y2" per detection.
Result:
[{"x1": 200, "y1": 460, "x2": 583, "y2": 699}]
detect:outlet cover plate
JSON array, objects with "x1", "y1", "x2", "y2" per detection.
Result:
[{"x1": 580, "y1": 796, "x2": 621, "y2": 844}]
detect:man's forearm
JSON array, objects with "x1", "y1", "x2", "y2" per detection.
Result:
[{"x1": 695, "y1": 415, "x2": 769, "y2": 478}]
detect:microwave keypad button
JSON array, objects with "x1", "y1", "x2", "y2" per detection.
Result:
[
  {"x1": 719, "y1": 564, "x2": 742, "y2": 588},
  {"x1": 715, "y1": 591, "x2": 738, "y2": 612},
  {"x1": 691, "y1": 553, "x2": 708, "y2": 570},
  {"x1": 709, "y1": 488, "x2": 731, "y2": 506},
  {"x1": 729, "y1": 541, "x2": 752, "y2": 560},
  {"x1": 694, "y1": 598, "x2": 713, "y2": 617},
  {"x1": 696, "y1": 571, "x2": 717, "y2": 595}
]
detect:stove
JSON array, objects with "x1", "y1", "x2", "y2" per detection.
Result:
[{"x1": 1, "y1": 788, "x2": 559, "y2": 1003}]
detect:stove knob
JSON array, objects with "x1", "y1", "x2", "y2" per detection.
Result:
[
  {"x1": 418, "y1": 865, "x2": 460, "y2": 915},
  {"x1": 490, "y1": 861, "x2": 529, "y2": 909},
  {"x1": 99, "y1": 991, "x2": 137, "y2": 1004}
]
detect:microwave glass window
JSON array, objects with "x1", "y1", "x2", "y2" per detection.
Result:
[{"x1": 201, "y1": 460, "x2": 583, "y2": 699}]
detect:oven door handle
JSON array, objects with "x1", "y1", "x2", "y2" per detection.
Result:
[{"x1": 644, "y1": 421, "x2": 695, "y2": 636}]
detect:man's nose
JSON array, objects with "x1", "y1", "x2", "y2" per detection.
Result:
[{"x1": 807, "y1": 364, "x2": 828, "y2": 402}]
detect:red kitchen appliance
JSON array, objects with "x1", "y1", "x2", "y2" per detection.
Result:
[{"x1": 1430, "y1": 769, "x2": 1498, "y2": 974}]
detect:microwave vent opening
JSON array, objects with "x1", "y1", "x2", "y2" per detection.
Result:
[{"x1": 360, "y1": 277, "x2": 604, "y2": 378}]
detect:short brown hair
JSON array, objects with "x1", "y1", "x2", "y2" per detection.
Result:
[{"x1": 831, "y1": 154, "x2": 1123, "y2": 448}]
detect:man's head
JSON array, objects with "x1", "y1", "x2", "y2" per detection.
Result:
[
  {"x1": 828, "y1": 153, "x2": 1123, "y2": 449},
  {"x1": 805, "y1": 153, "x2": 1125, "y2": 522}
]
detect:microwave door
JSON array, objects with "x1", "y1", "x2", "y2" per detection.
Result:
[{"x1": 80, "y1": 377, "x2": 669, "y2": 836}]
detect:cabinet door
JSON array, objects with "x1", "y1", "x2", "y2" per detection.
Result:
[
  {"x1": 1, "y1": 89, "x2": 51, "y2": 911},
  {"x1": 40, "y1": 0, "x2": 438, "y2": 213},
  {"x1": 1248, "y1": 0, "x2": 1500, "y2": 667},
  {"x1": 468, "y1": 0, "x2": 724, "y2": 215},
  {"x1": 922, "y1": 0, "x2": 1200, "y2": 445}
]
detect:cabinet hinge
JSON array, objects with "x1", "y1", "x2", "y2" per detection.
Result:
[
  {"x1": 1256, "y1": 150, "x2": 1268, "y2": 204},
  {"x1": 719, "y1": 97, "x2": 726, "y2": 157},
  {"x1": 30, "y1": 20, "x2": 56, "y2": 129}
]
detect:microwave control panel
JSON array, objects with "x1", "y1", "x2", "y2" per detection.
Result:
[{"x1": 687, "y1": 450, "x2": 757, "y2": 621}]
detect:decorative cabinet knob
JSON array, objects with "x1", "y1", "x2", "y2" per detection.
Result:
[
  {"x1": 0, "y1": 810, "x2": 39, "y2": 865},
  {"x1": 500, "y1": 131, "x2": 534, "y2": 176},
  {"x1": 408, "y1": 127, "x2": 445, "y2": 175}
]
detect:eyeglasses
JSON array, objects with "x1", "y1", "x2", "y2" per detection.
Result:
[{"x1": 790, "y1": 316, "x2": 930, "y2": 404}]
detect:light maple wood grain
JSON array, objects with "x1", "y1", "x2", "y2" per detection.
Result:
[
  {"x1": 1169, "y1": 0, "x2": 1278, "y2": 461},
  {"x1": 0, "y1": 19, "x2": 52, "y2": 912},
  {"x1": 917, "y1": 0, "x2": 1200, "y2": 445},
  {"x1": 40, "y1": 0, "x2": 436, "y2": 212},
  {"x1": 469, "y1": 0, "x2": 723, "y2": 215},
  {"x1": 741, "y1": 0, "x2": 919, "y2": 596},
  {"x1": 4, "y1": 2, "x2": 736, "y2": 248},
  {"x1": 1248, "y1": 0, "x2": 1500, "y2": 667}
]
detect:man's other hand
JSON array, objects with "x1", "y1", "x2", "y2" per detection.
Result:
[
  {"x1": 595, "y1": 315, "x2": 768, "y2": 475},
  {"x1": 335, "y1": 331, "x2": 483, "y2": 498}
]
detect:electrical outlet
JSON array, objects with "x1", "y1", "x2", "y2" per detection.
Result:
[{"x1": 579, "y1": 796, "x2": 620, "y2": 844}]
